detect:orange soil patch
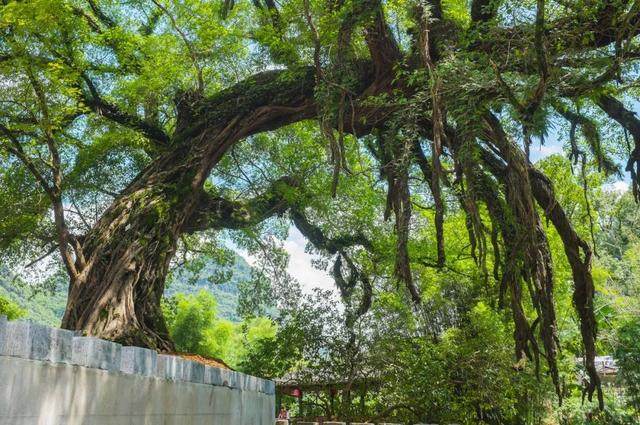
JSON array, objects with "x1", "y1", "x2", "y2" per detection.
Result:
[{"x1": 171, "y1": 352, "x2": 232, "y2": 370}]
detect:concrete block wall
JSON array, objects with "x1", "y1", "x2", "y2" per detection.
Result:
[{"x1": 0, "y1": 317, "x2": 275, "y2": 425}]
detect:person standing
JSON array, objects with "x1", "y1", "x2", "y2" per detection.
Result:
[{"x1": 277, "y1": 406, "x2": 289, "y2": 420}]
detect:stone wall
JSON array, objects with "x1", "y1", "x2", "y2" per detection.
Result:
[{"x1": 0, "y1": 316, "x2": 275, "y2": 425}]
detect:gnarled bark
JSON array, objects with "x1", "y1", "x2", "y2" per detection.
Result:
[{"x1": 61, "y1": 67, "x2": 326, "y2": 350}]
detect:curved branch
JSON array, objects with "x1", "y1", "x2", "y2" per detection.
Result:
[
  {"x1": 554, "y1": 102, "x2": 619, "y2": 175},
  {"x1": 528, "y1": 169, "x2": 604, "y2": 410},
  {"x1": 292, "y1": 210, "x2": 374, "y2": 316},
  {"x1": 595, "y1": 94, "x2": 640, "y2": 201},
  {"x1": 183, "y1": 176, "x2": 299, "y2": 233},
  {"x1": 362, "y1": 0, "x2": 402, "y2": 80},
  {"x1": 475, "y1": 136, "x2": 604, "y2": 410},
  {"x1": 290, "y1": 209, "x2": 373, "y2": 253}
]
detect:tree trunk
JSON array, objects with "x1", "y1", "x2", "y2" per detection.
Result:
[
  {"x1": 60, "y1": 67, "x2": 331, "y2": 350},
  {"x1": 61, "y1": 142, "x2": 209, "y2": 351},
  {"x1": 61, "y1": 116, "x2": 268, "y2": 350}
]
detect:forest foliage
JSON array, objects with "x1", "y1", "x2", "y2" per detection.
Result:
[{"x1": 1, "y1": 0, "x2": 640, "y2": 422}]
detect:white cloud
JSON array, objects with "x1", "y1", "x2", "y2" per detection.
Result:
[
  {"x1": 235, "y1": 227, "x2": 336, "y2": 294},
  {"x1": 282, "y1": 227, "x2": 335, "y2": 293},
  {"x1": 531, "y1": 143, "x2": 563, "y2": 162},
  {"x1": 603, "y1": 180, "x2": 629, "y2": 194}
]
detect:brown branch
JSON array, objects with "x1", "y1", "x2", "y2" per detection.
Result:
[
  {"x1": 183, "y1": 176, "x2": 299, "y2": 233},
  {"x1": 421, "y1": 8, "x2": 446, "y2": 267},
  {"x1": 595, "y1": 94, "x2": 640, "y2": 201},
  {"x1": 81, "y1": 74, "x2": 171, "y2": 145},
  {"x1": 554, "y1": 102, "x2": 618, "y2": 175},
  {"x1": 303, "y1": 0, "x2": 323, "y2": 80},
  {"x1": 290, "y1": 209, "x2": 373, "y2": 254},
  {"x1": 528, "y1": 169, "x2": 604, "y2": 410},
  {"x1": 482, "y1": 112, "x2": 562, "y2": 401},
  {"x1": 26, "y1": 68, "x2": 82, "y2": 279},
  {"x1": 363, "y1": 0, "x2": 402, "y2": 80},
  {"x1": 474, "y1": 133, "x2": 604, "y2": 410},
  {"x1": 149, "y1": 0, "x2": 204, "y2": 92}
]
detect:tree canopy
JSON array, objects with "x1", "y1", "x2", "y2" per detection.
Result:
[{"x1": 2, "y1": 0, "x2": 640, "y2": 414}]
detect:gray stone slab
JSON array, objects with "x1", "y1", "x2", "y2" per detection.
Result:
[
  {"x1": 0, "y1": 320, "x2": 74, "y2": 363},
  {"x1": 156, "y1": 354, "x2": 184, "y2": 380},
  {"x1": 225, "y1": 370, "x2": 240, "y2": 388},
  {"x1": 0, "y1": 316, "x2": 6, "y2": 343},
  {"x1": 237, "y1": 372, "x2": 253, "y2": 391},
  {"x1": 23, "y1": 322, "x2": 51, "y2": 360},
  {"x1": 324, "y1": 422, "x2": 346, "y2": 425},
  {"x1": 71, "y1": 336, "x2": 122, "y2": 371},
  {"x1": 236, "y1": 372, "x2": 245, "y2": 389},
  {"x1": 252, "y1": 375, "x2": 262, "y2": 392},
  {"x1": 0, "y1": 355, "x2": 275, "y2": 425},
  {"x1": 0, "y1": 321, "x2": 32, "y2": 358},
  {"x1": 181, "y1": 359, "x2": 205, "y2": 383},
  {"x1": 218, "y1": 368, "x2": 239, "y2": 388},
  {"x1": 264, "y1": 379, "x2": 275, "y2": 395},
  {"x1": 204, "y1": 366, "x2": 225, "y2": 386},
  {"x1": 120, "y1": 346, "x2": 157, "y2": 376},
  {"x1": 245, "y1": 373, "x2": 255, "y2": 391},
  {"x1": 47, "y1": 327, "x2": 75, "y2": 363},
  {"x1": 250, "y1": 375, "x2": 261, "y2": 392}
]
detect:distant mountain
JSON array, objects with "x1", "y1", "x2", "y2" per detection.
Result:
[
  {"x1": 165, "y1": 253, "x2": 252, "y2": 321},
  {"x1": 0, "y1": 253, "x2": 251, "y2": 326},
  {"x1": 0, "y1": 274, "x2": 68, "y2": 326}
]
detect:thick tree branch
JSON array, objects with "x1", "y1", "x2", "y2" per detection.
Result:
[
  {"x1": 290, "y1": 209, "x2": 373, "y2": 253},
  {"x1": 81, "y1": 75, "x2": 171, "y2": 146},
  {"x1": 362, "y1": 0, "x2": 402, "y2": 80},
  {"x1": 528, "y1": 169, "x2": 604, "y2": 410},
  {"x1": 595, "y1": 94, "x2": 640, "y2": 200},
  {"x1": 475, "y1": 135, "x2": 604, "y2": 410},
  {"x1": 475, "y1": 4, "x2": 640, "y2": 70},
  {"x1": 183, "y1": 177, "x2": 298, "y2": 233},
  {"x1": 177, "y1": 62, "x2": 377, "y2": 145}
]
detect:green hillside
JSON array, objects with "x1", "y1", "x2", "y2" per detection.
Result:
[
  {"x1": 0, "y1": 253, "x2": 250, "y2": 326},
  {"x1": 164, "y1": 253, "x2": 251, "y2": 321},
  {"x1": 0, "y1": 274, "x2": 67, "y2": 326}
]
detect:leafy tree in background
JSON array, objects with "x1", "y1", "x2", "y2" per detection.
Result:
[
  {"x1": 615, "y1": 317, "x2": 640, "y2": 413},
  {"x1": 163, "y1": 289, "x2": 276, "y2": 368},
  {"x1": 165, "y1": 290, "x2": 218, "y2": 354},
  {"x1": 0, "y1": 294, "x2": 26, "y2": 320}
]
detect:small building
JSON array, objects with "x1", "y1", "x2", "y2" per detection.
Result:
[
  {"x1": 275, "y1": 368, "x2": 381, "y2": 422},
  {"x1": 576, "y1": 355, "x2": 619, "y2": 384}
]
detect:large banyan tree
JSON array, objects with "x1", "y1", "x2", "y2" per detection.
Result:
[{"x1": 2, "y1": 0, "x2": 640, "y2": 409}]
